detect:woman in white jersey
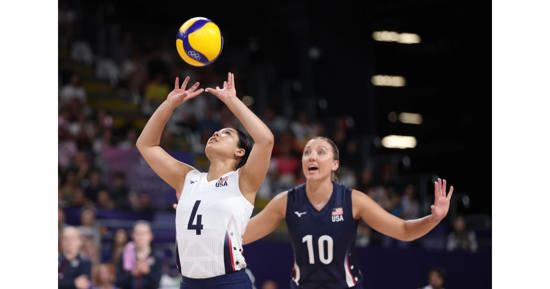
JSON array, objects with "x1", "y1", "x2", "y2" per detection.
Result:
[{"x1": 136, "y1": 72, "x2": 274, "y2": 289}]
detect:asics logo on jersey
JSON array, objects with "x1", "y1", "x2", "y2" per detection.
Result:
[
  {"x1": 294, "y1": 211, "x2": 307, "y2": 218},
  {"x1": 215, "y1": 176, "x2": 228, "y2": 187},
  {"x1": 190, "y1": 180, "x2": 197, "y2": 184}
]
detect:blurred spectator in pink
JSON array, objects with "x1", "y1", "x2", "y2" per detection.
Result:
[{"x1": 115, "y1": 221, "x2": 162, "y2": 289}]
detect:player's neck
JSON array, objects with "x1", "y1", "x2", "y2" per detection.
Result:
[
  {"x1": 207, "y1": 160, "x2": 235, "y2": 181},
  {"x1": 305, "y1": 178, "x2": 333, "y2": 202}
]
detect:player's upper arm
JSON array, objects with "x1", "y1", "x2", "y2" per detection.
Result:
[
  {"x1": 243, "y1": 191, "x2": 287, "y2": 244},
  {"x1": 352, "y1": 189, "x2": 408, "y2": 241},
  {"x1": 238, "y1": 138, "x2": 274, "y2": 197},
  {"x1": 137, "y1": 145, "x2": 194, "y2": 193}
]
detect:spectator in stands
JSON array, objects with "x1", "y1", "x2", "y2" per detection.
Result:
[
  {"x1": 290, "y1": 111, "x2": 313, "y2": 146},
  {"x1": 84, "y1": 169, "x2": 108, "y2": 203},
  {"x1": 110, "y1": 228, "x2": 129, "y2": 266},
  {"x1": 92, "y1": 263, "x2": 119, "y2": 289},
  {"x1": 78, "y1": 206, "x2": 103, "y2": 250},
  {"x1": 401, "y1": 184, "x2": 420, "y2": 220},
  {"x1": 110, "y1": 172, "x2": 130, "y2": 208},
  {"x1": 97, "y1": 189, "x2": 116, "y2": 209},
  {"x1": 60, "y1": 73, "x2": 87, "y2": 106},
  {"x1": 60, "y1": 169, "x2": 80, "y2": 204},
  {"x1": 59, "y1": 207, "x2": 67, "y2": 250},
  {"x1": 446, "y1": 215, "x2": 478, "y2": 252},
  {"x1": 419, "y1": 267, "x2": 445, "y2": 289},
  {"x1": 59, "y1": 206, "x2": 67, "y2": 232},
  {"x1": 115, "y1": 221, "x2": 162, "y2": 289},
  {"x1": 59, "y1": 226, "x2": 92, "y2": 289},
  {"x1": 72, "y1": 187, "x2": 90, "y2": 208}
]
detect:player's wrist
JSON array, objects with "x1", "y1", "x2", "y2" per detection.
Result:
[{"x1": 163, "y1": 99, "x2": 179, "y2": 111}]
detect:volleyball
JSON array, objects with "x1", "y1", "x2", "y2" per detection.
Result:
[{"x1": 176, "y1": 17, "x2": 223, "y2": 67}]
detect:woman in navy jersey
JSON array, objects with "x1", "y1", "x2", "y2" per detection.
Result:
[
  {"x1": 243, "y1": 137, "x2": 454, "y2": 289},
  {"x1": 137, "y1": 72, "x2": 274, "y2": 289}
]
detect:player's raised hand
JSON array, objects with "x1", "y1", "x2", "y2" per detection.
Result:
[
  {"x1": 166, "y1": 76, "x2": 203, "y2": 107},
  {"x1": 205, "y1": 72, "x2": 237, "y2": 102},
  {"x1": 430, "y1": 178, "x2": 454, "y2": 221}
]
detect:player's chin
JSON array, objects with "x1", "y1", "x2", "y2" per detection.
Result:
[
  {"x1": 303, "y1": 170, "x2": 322, "y2": 180},
  {"x1": 204, "y1": 144, "x2": 214, "y2": 157}
]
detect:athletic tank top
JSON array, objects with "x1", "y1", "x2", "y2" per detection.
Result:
[
  {"x1": 286, "y1": 182, "x2": 363, "y2": 289},
  {"x1": 175, "y1": 169, "x2": 253, "y2": 278}
]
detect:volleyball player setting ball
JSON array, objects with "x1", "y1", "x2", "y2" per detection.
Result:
[{"x1": 137, "y1": 71, "x2": 274, "y2": 289}]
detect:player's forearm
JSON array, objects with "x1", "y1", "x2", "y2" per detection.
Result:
[
  {"x1": 243, "y1": 227, "x2": 271, "y2": 244},
  {"x1": 136, "y1": 101, "x2": 176, "y2": 149},
  {"x1": 402, "y1": 214, "x2": 440, "y2": 241},
  {"x1": 223, "y1": 97, "x2": 274, "y2": 146},
  {"x1": 243, "y1": 217, "x2": 280, "y2": 244}
]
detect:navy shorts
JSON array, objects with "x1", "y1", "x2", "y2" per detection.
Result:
[{"x1": 180, "y1": 270, "x2": 253, "y2": 289}]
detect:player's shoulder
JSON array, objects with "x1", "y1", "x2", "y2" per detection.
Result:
[
  {"x1": 185, "y1": 168, "x2": 203, "y2": 179},
  {"x1": 286, "y1": 183, "x2": 306, "y2": 196},
  {"x1": 272, "y1": 189, "x2": 290, "y2": 202}
]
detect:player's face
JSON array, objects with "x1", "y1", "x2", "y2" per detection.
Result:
[
  {"x1": 205, "y1": 128, "x2": 242, "y2": 160},
  {"x1": 302, "y1": 139, "x2": 339, "y2": 181}
]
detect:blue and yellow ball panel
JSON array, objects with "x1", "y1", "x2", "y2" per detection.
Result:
[{"x1": 176, "y1": 17, "x2": 223, "y2": 67}]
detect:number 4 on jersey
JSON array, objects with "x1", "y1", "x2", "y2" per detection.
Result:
[{"x1": 188, "y1": 200, "x2": 204, "y2": 235}]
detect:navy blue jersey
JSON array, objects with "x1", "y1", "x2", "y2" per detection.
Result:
[{"x1": 286, "y1": 182, "x2": 363, "y2": 289}]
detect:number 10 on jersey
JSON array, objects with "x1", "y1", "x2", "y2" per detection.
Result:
[{"x1": 302, "y1": 235, "x2": 334, "y2": 264}]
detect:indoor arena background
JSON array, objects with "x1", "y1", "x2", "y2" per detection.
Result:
[{"x1": 58, "y1": 0, "x2": 491, "y2": 288}]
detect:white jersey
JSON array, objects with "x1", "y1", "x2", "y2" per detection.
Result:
[{"x1": 175, "y1": 169, "x2": 254, "y2": 278}]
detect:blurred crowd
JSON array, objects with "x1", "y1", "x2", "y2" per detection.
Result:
[{"x1": 59, "y1": 2, "x2": 487, "y2": 289}]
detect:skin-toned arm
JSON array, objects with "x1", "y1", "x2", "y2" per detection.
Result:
[
  {"x1": 353, "y1": 178, "x2": 454, "y2": 241},
  {"x1": 242, "y1": 191, "x2": 288, "y2": 245},
  {"x1": 136, "y1": 76, "x2": 204, "y2": 194},
  {"x1": 205, "y1": 72, "x2": 274, "y2": 201}
]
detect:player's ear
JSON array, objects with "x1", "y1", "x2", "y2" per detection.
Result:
[
  {"x1": 332, "y1": 160, "x2": 339, "y2": 172},
  {"x1": 234, "y1": 148, "x2": 245, "y2": 158}
]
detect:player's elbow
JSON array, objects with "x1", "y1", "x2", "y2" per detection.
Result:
[
  {"x1": 136, "y1": 136, "x2": 145, "y2": 151},
  {"x1": 256, "y1": 132, "x2": 274, "y2": 148},
  {"x1": 135, "y1": 136, "x2": 151, "y2": 152}
]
